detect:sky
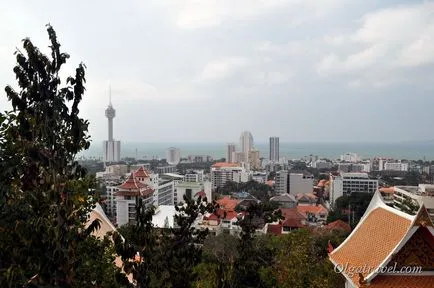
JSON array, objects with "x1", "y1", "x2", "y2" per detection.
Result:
[{"x1": 0, "y1": 0, "x2": 434, "y2": 144}]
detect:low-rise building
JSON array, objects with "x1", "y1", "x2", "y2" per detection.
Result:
[
  {"x1": 296, "y1": 205, "x2": 328, "y2": 225},
  {"x1": 270, "y1": 194, "x2": 297, "y2": 208}
]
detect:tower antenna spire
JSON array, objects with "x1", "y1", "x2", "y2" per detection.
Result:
[{"x1": 109, "y1": 83, "x2": 112, "y2": 105}]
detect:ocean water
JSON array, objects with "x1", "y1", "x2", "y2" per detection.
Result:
[{"x1": 78, "y1": 141, "x2": 434, "y2": 161}]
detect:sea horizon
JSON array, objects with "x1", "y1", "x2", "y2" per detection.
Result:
[{"x1": 79, "y1": 140, "x2": 434, "y2": 161}]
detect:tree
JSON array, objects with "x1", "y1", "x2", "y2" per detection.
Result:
[
  {"x1": 396, "y1": 197, "x2": 420, "y2": 215},
  {"x1": 195, "y1": 233, "x2": 239, "y2": 288},
  {"x1": 233, "y1": 203, "x2": 282, "y2": 288},
  {"x1": 114, "y1": 195, "x2": 217, "y2": 288},
  {"x1": 266, "y1": 229, "x2": 345, "y2": 288},
  {"x1": 0, "y1": 25, "x2": 124, "y2": 287}
]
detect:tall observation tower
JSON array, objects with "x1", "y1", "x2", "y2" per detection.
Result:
[
  {"x1": 105, "y1": 90, "x2": 116, "y2": 141},
  {"x1": 103, "y1": 86, "x2": 121, "y2": 163}
]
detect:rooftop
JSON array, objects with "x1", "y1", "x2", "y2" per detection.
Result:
[{"x1": 212, "y1": 162, "x2": 241, "y2": 168}]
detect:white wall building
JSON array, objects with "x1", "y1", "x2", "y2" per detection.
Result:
[
  {"x1": 384, "y1": 162, "x2": 409, "y2": 171},
  {"x1": 269, "y1": 136, "x2": 279, "y2": 162},
  {"x1": 329, "y1": 172, "x2": 379, "y2": 205},
  {"x1": 210, "y1": 163, "x2": 249, "y2": 189},
  {"x1": 166, "y1": 147, "x2": 181, "y2": 165},
  {"x1": 275, "y1": 170, "x2": 289, "y2": 195},
  {"x1": 311, "y1": 160, "x2": 333, "y2": 169},
  {"x1": 239, "y1": 131, "x2": 254, "y2": 160},
  {"x1": 289, "y1": 173, "x2": 314, "y2": 195},
  {"x1": 103, "y1": 140, "x2": 121, "y2": 163},
  {"x1": 226, "y1": 143, "x2": 236, "y2": 163},
  {"x1": 393, "y1": 185, "x2": 434, "y2": 221},
  {"x1": 340, "y1": 152, "x2": 361, "y2": 163}
]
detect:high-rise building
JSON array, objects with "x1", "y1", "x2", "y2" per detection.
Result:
[
  {"x1": 166, "y1": 147, "x2": 181, "y2": 165},
  {"x1": 249, "y1": 150, "x2": 261, "y2": 170},
  {"x1": 269, "y1": 136, "x2": 279, "y2": 162},
  {"x1": 239, "y1": 131, "x2": 253, "y2": 162},
  {"x1": 239, "y1": 131, "x2": 253, "y2": 154},
  {"x1": 226, "y1": 143, "x2": 236, "y2": 163},
  {"x1": 103, "y1": 87, "x2": 121, "y2": 163}
]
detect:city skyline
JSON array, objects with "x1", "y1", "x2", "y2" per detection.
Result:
[{"x1": 1, "y1": 1, "x2": 434, "y2": 143}]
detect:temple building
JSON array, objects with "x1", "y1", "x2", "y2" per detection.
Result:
[
  {"x1": 115, "y1": 170, "x2": 154, "y2": 226},
  {"x1": 329, "y1": 190, "x2": 434, "y2": 287}
]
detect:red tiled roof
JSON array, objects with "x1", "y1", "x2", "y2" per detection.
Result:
[
  {"x1": 267, "y1": 223, "x2": 282, "y2": 235},
  {"x1": 297, "y1": 205, "x2": 328, "y2": 217},
  {"x1": 329, "y1": 208, "x2": 412, "y2": 286},
  {"x1": 212, "y1": 162, "x2": 240, "y2": 168},
  {"x1": 280, "y1": 208, "x2": 307, "y2": 220},
  {"x1": 296, "y1": 193, "x2": 318, "y2": 201},
  {"x1": 282, "y1": 218, "x2": 305, "y2": 228},
  {"x1": 118, "y1": 173, "x2": 147, "y2": 190},
  {"x1": 368, "y1": 275, "x2": 434, "y2": 287},
  {"x1": 279, "y1": 208, "x2": 306, "y2": 228},
  {"x1": 326, "y1": 220, "x2": 351, "y2": 232},
  {"x1": 134, "y1": 166, "x2": 150, "y2": 178},
  {"x1": 217, "y1": 196, "x2": 239, "y2": 211},
  {"x1": 204, "y1": 214, "x2": 220, "y2": 222}
]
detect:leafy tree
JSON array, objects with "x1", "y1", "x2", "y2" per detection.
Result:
[
  {"x1": 195, "y1": 233, "x2": 239, "y2": 288},
  {"x1": 114, "y1": 196, "x2": 217, "y2": 288},
  {"x1": 267, "y1": 229, "x2": 345, "y2": 288},
  {"x1": 233, "y1": 203, "x2": 281, "y2": 288},
  {"x1": 0, "y1": 25, "x2": 124, "y2": 287},
  {"x1": 396, "y1": 197, "x2": 420, "y2": 215}
]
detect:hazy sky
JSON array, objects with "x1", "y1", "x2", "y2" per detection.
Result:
[{"x1": 1, "y1": 0, "x2": 434, "y2": 143}]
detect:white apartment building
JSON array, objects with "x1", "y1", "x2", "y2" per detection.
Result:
[
  {"x1": 275, "y1": 171, "x2": 314, "y2": 195},
  {"x1": 311, "y1": 160, "x2": 333, "y2": 169},
  {"x1": 166, "y1": 147, "x2": 181, "y2": 165},
  {"x1": 384, "y1": 162, "x2": 409, "y2": 171},
  {"x1": 338, "y1": 162, "x2": 371, "y2": 173},
  {"x1": 226, "y1": 144, "x2": 236, "y2": 163},
  {"x1": 210, "y1": 162, "x2": 249, "y2": 189},
  {"x1": 269, "y1": 136, "x2": 279, "y2": 162},
  {"x1": 239, "y1": 131, "x2": 254, "y2": 155},
  {"x1": 184, "y1": 171, "x2": 204, "y2": 183},
  {"x1": 105, "y1": 164, "x2": 129, "y2": 176},
  {"x1": 289, "y1": 173, "x2": 314, "y2": 195},
  {"x1": 393, "y1": 185, "x2": 434, "y2": 220},
  {"x1": 156, "y1": 179, "x2": 174, "y2": 206},
  {"x1": 275, "y1": 170, "x2": 289, "y2": 195},
  {"x1": 252, "y1": 172, "x2": 267, "y2": 184},
  {"x1": 104, "y1": 183, "x2": 120, "y2": 220},
  {"x1": 340, "y1": 152, "x2": 361, "y2": 163},
  {"x1": 329, "y1": 172, "x2": 379, "y2": 205}
]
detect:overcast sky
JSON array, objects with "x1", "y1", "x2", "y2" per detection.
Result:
[{"x1": 1, "y1": 0, "x2": 434, "y2": 143}]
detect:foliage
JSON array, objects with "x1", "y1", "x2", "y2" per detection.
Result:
[
  {"x1": 328, "y1": 192, "x2": 373, "y2": 227},
  {"x1": 266, "y1": 229, "x2": 345, "y2": 288},
  {"x1": 0, "y1": 25, "x2": 124, "y2": 287},
  {"x1": 114, "y1": 195, "x2": 217, "y2": 288},
  {"x1": 395, "y1": 197, "x2": 420, "y2": 215},
  {"x1": 217, "y1": 180, "x2": 273, "y2": 202}
]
